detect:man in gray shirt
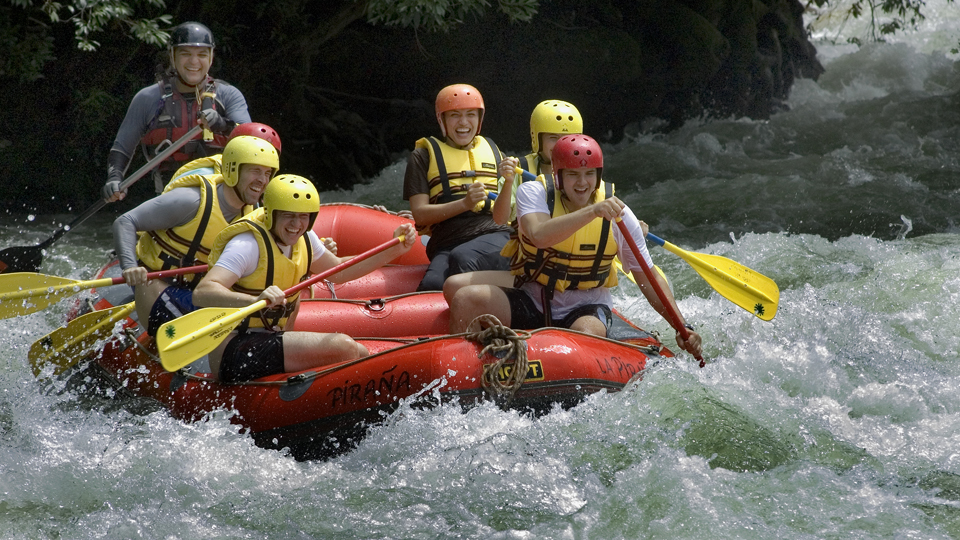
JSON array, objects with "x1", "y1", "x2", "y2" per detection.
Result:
[
  {"x1": 112, "y1": 135, "x2": 279, "y2": 337},
  {"x1": 103, "y1": 22, "x2": 251, "y2": 202}
]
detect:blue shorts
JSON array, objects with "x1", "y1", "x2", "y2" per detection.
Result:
[
  {"x1": 147, "y1": 286, "x2": 196, "y2": 337},
  {"x1": 219, "y1": 332, "x2": 286, "y2": 383},
  {"x1": 501, "y1": 287, "x2": 613, "y2": 331}
]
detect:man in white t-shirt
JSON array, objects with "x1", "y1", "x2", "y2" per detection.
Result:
[
  {"x1": 448, "y1": 135, "x2": 702, "y2": 357},
  {"x1": 193, "y1": 175, "x2": 417, "y2": 382}
]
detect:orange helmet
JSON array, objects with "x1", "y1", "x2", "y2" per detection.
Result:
[
  {"x1": 435, "y1": 84, "x2": 484, "y2": 137},
  {"x1": 229, "y1": 123, "x2": 282, "y2": 154}
]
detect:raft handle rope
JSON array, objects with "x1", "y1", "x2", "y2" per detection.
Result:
[
  {"x1": 152, "y1": 322, "x2": 664, "y2": 388},
  {"x1": 464, "y1": 314, "x2": 531, "y2": 409}
]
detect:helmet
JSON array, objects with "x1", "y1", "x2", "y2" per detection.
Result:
[
  {"x1": 229, "y1": 123, "x2": 282, "y2": 154},
  {"x1": 435, "y1": 84, "x2": 484, "y2": 137},
  {"x1": 530, "y1": 100, "x2": 583, "y2": 154},
  {"x1": 263, "y1": 175, "x2": 321, "y2": 231},
  {"x1": 551, "y1": 135, "x2": 603, "y2": 191},
  {"x1": 168, "y1": 22, "x2": 215, "y2": 49},
  {"x1": 221, "y1": 136, "x2": 280, "y2": 187}
]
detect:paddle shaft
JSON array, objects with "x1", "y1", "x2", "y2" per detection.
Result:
[
  {"x1": 0, "y1": 265, "x2": 208, "y2": 304},
  {"x1": 42, "y1": 125, "x2": 206, "y2": 249},
  {"x1": 616, "y1": 219, "x2": 704, "y2": 366},
  {"x1": 161, "y1": 235, "x2": 404, "y2": 354}
]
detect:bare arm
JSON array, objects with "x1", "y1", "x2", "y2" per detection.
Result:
[
  {"x1": 492, "y1": 157, "x2": 520, "y2": 225},
  {"x1": 193, "y1": 266, "x2": 285, "y2": 309},
  {"x1": 310, "y1": 224, "x2": 417, "y2": 283}
]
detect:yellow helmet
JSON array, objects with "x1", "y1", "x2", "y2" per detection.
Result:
[
  {"x1": 530, "y1": 100, "x2": 583, "y2": 154},
  {"x1": 263, "y1": 174, "x2": 321, "y2": 230},
  {"x1": 221, "y1": 135, "x2": 280, "y2": 187}
]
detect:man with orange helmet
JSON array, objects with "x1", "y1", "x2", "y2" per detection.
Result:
[
  {"x1": 448, "y1": 135, "x2": 702, "y2": 358},
  {"x1": 402, "y1": 83, "x2": 513, "y2": 291},
  {"x1": 103, "y1": 21, "x2": 251, "y2": 203}
]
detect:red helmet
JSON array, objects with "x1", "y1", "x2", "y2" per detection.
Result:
[
  {"x1": 551, "y1": 135, "x2": 603, "y2": 190},
  {"x1": 228, "y1": 123, "x2": 281, "y2": 154},
  {"x1": 435, "y1": 84, "x2": 484, "y2": 137}
]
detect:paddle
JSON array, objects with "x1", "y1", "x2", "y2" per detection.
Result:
[
  {"x1": 0, "y1": 265, "x2": 207, "y2": 319},
  {"x1": 645, "y1": 232, "x2": 779, "y2": 321},
  {"x1": 0, "y1": 125, "x2": 204, "y2": 275},
  {"x1": 616, "y1": 219, "x2": 706, "y2": 367},
  {"x1": 157, "y1": 234, "x2": 405, "y2": 372},
  {"x1": 28, "y1": 302, "x2": 136, "y2": 378}
]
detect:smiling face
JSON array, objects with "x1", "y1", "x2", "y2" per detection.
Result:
[
  {"x1": 559, "y1": 167, "x2": 600, "y2": 210},
  {"x1": 442, "y1": 108, "x2": 480, "y2": 147},
  {"x1": 234, "y1": 164, "x2": 274, "y2": 206},
  {"x1": 171, "y1": 46, "x2": 213, "y2": 87},
  {"x1": 271, "y1": 211, "x2": 312, "y2": 247}
]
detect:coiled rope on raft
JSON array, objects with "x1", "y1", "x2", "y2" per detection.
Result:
[{"x1": 464, "y1": 314, "x2": 531, "y2": 408}]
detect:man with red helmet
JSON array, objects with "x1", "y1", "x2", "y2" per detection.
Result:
[
  {"x1": 103, "y1": 21, "x2": 251, "y2": 203},
  {"x1": 448, "y1": 135, "x2": 702, "y2": 358},
  {"x1": 402, "y1": 84, "x2": 513, "y2": 291}
]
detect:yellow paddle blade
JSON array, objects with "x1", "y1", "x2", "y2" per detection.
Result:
[
  {"x1": 0, "y1": 273, "x2": 113, "y2": 319},
  {"x1": 156, "y1": 301, "x2": 266, "y2": 372},
  {"x1": 28, "y1": 302, "x2": 135, "y2": 378},
  {"x1": 648, "y1": 234, "x2": 779, "y2": 321}
]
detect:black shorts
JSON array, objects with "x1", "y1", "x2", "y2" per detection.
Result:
[
  {"x1": 147, "y1": 286, "x2": 196, "y2": 337},
  {"x1": 219, "y1": 332, "x2": 286, "y2": 383},
  {"x1": 500, "y1": 287, "x2": 613, "y2": 331}
]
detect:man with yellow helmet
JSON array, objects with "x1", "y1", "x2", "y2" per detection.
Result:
[
  {"x1": 112, "y1": 135, "x2": 279, "y2": 337},
  {"x1": 169, "y1": 122, "x2": 282, "y2": 181},
  {"x1": 492, "y1": 99, "x2": 584, "y2": 227},
  {"x1": 403, "y1": 83, "x2": 513, "y2": 291},
  {"x1": 447, "y1": 135, "x2": 702, "y2": 359},
  {"x1": 194, "y1": 175, "x2": 417, "y2": 382},
  {"x1": 103, "y1": 21, "x2": 251, "y2": 202}
]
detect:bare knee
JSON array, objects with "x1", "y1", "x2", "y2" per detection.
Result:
[
  {"x1": 449, "y1": 285, "x2": 501, "y2": 333},
  {"x1": 570, "y1": 316, "x2": 607, "y2": 337}
]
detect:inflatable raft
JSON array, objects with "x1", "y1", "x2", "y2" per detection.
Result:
[{"x1": 57, "y1": 205, "x2": 672, "y2": 460}]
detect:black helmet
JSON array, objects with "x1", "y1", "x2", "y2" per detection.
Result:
[{"x1": 168, "y1": 22, "x2": 215, "y2": 49}]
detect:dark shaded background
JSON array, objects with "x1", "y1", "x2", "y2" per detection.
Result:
[{"x1": 0, "y1": 0, "x2": 822, "y2": 215}]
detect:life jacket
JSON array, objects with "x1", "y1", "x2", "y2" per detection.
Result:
[
  {"x1": 518, "y1": 152, "x2": 541, "y2": 175},
  {"x1": 170, "y1": 154, "x2": 222, "y2": 183},
  {"x1": 140, "y1": 74, "x2": 229, "y2": 183},
  {"x1": 413, "y1": 136, "x2": 502, "y2": 235},
  {"x1": 136, "y1": 174, "x2": 253, "y2": 287},
  {"x1": 503, "y1": 180, "x2": 619, "y2": 298},
  {"x1": 208, "y1": 208, "x2": 314, "y2": 330}
]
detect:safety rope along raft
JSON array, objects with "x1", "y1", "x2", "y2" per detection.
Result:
[{"x1": 465, "y1": 314, "x2": 531, "y2": 409}]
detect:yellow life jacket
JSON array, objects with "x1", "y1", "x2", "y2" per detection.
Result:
[
  {"x1": 169, "y1": 154, "x2": 222, "y2": 184},
  {"x1": 518, "y1": 152, "x2": 541, "y2": 175},
  {"x1": 136, "y1": 174, "x2": 254, "y2": 287},
  {"x1": 208, "y1": 208, "x2": 314, "y2": 330},
  {"x1": 503, "y1": 180, "x2": 618, "y2": 294},
  {"x1": 413, "y1": 135, "x2": 502, "y2": 235}
]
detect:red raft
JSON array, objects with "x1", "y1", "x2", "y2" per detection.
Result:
[{"x1": 68, "y1": 204, "x2": 671, "y2": 460}]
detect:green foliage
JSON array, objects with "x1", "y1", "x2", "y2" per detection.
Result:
[
  {"x1": 2, "y1": 0, "x2": 170, "y2": 81},
  {"x1": 365, "y1": 0, "x2": 537, "y2": 31},
  {"x1": 808, "y1": 0, "x2": 935, "y2": 43}
]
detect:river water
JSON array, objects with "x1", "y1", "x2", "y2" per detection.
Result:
[{"x1": 3, "y1": 6, "x2": 960, "y2": 539}]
